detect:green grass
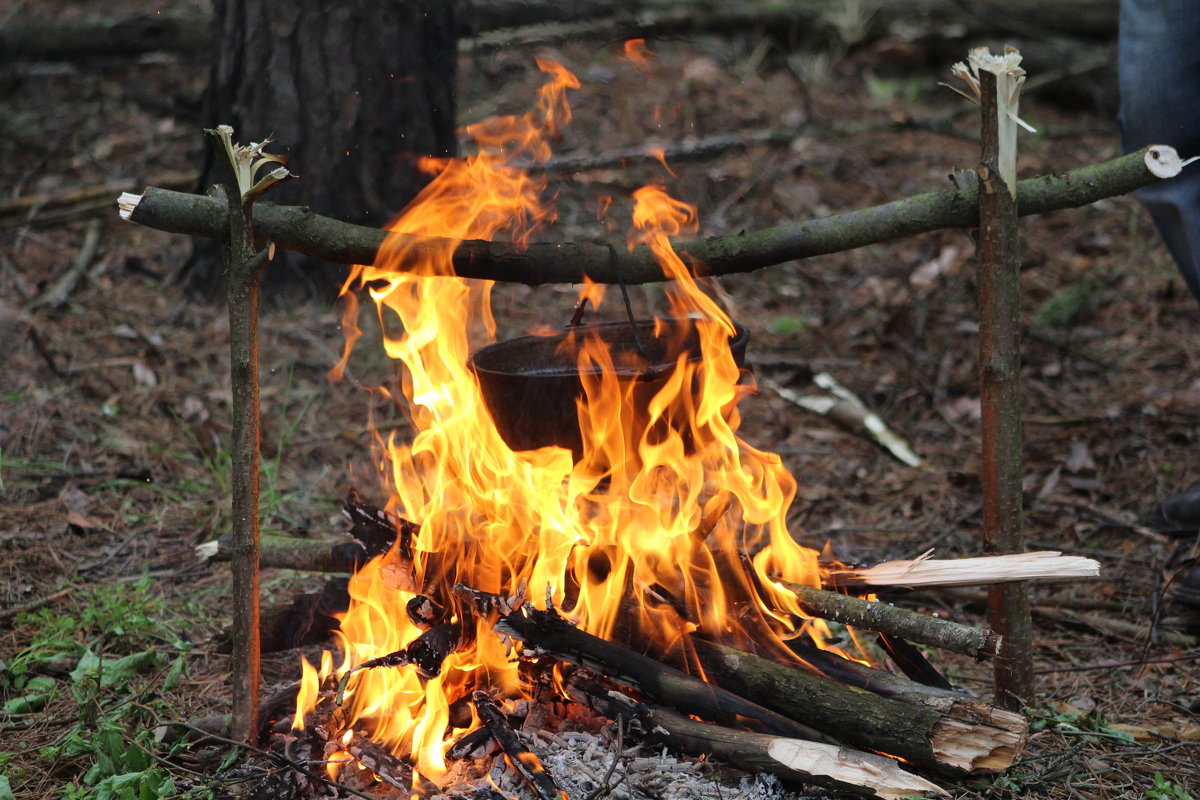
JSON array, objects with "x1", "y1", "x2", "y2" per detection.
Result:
[{"x1": 0, "y1": 577, "x2": 208, "y2": 800}]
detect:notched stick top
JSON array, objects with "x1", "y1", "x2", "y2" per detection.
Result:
[{"x1": 206, "y1": 124, "x2": 295, "y2": 204}]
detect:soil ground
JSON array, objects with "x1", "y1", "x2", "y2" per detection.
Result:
[{"x1": 3, "y1": 4, "x2": 1200, "y2": 799}]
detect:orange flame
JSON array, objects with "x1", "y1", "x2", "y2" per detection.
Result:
[
  {"x1": 623, "y1": 39, "x2": 655, "y2": 72},
  {"x1": 305, "y1": 58, "x2": 827, "y2": 787}
]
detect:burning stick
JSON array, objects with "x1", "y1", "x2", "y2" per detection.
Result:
[
  {"x1": 776, "y1": 579, "x2": 1001, "y2": 659},
  {"x1": 567, "y1": 670, "x2": 947, "y2": 800},
  {"x1": 821, "y1": 550, "x2": 1099, "y2": 589},
  {"x1": 491, "y1": 602, "x2": 830, "y2": 744},
  {"x1": 688, "y1": 638, "x2": 1027, "y2": 776},
  {"x1": 472, "y1": 691, "x2": 569, "y2": 800},
  {"x1": 344, "y1": 731, "x2": 415, "y2": 792}
]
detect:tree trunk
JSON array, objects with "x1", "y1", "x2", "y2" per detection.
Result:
[{"x1": 187, "y1": 0, "x2": 457, "y2": 298}]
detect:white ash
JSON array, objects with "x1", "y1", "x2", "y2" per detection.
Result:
[{"x1": 434, "y1": 722, "x2": 833, "y2": 800}]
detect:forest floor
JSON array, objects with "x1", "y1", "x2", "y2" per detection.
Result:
[{"x1": 2, "y1": 3, "x2": 1200, "y2": 799}]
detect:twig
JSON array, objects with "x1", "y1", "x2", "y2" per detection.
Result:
[
  {"x1": 168, "y1": 719, "x2": 379, "y2": 800},
  {"x1": 1036, "y1": 653, "x2": 1192, "y2": 675},
  {"x1": 32, "y1": 219, "x2": 102, "y2": 309},
  {"x1": 0, "y1": 587, "x2": 72, "y2": 622},
  {"x1": 582, "y1": 716, "x2": 624, "y2": 800}
]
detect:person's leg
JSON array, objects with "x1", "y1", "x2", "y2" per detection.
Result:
[{"x1": 1119, "y1": 0, "x2": 1200, "y2": 301}]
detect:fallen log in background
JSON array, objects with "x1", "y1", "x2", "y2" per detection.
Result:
[
  {"x1": 688, "y1": 638, "x2": 1027, "y2": 776},
  {"x1": 119, "y1": 146, "x2": 1183, "y2": 285},
  {"x1": 566, "y1": 670, "x2": 947, "y2": 800}
]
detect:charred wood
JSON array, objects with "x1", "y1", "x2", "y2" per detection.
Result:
[
  {"x1": 472, "y1": 691, "x2": 568, "y2": 800},
  {"x1": 447, "y1": 725, "x2": 501, "y2": 762},
  {"x1": 343, "y1": 489, "x2": 419, "y2": 562},
  {"x1": 492, "y1": 601, "x2": 830, "y2": 743},
  {"x1": 407, "y1": 594, "x2": 446, "y2": 630},
  {"x1": 345, "y1": 732, "x2": 414, "y2": 792}
]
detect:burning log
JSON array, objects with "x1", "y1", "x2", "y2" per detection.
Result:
[
  {"x1": 472, "y1": 691, "x2": 569, "y2": 800},
  {"x1": 566, "y1": 670, "x2": 947, "y2": 800},
  {"x1": 344, "y1": 731, "x2": 415, "y2": 792},
  {"x1": 342, "y1": 489, "x2": 419, "y2": 562},
  {"x1": 491, "y1": 602, "x2": 831, "y2": 744},
  {"x1": 118, "y1": 145, "x2": 1183, "y2": 285},
  {"x1": 776, "y1": 579, "x2": 1002, "y2": 659},
  {"x1": 689, "y1": 638, "x2": 1027, "y2": 776},
  {"x1": 821, "y1": 550, "x2": 1099, "y2": 589}
]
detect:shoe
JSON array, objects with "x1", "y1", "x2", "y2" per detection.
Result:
[
  {"x1": 1144, "y1": 480, "x2": 1200, "y2": 535},
  {"x1": 1175, "y1": 567, "x2": 1200, "y2": 609}
]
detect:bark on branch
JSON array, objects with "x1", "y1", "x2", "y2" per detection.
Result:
[
  {"x1": 119, "y1": 146, "x2": 1182, "y2": 285},
  {"x1": 777, "y1": 580, "x2": 1002, "y2": 659}
]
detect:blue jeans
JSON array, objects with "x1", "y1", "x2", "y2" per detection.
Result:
[{"x1": 1119, "y1": 0, "x2": 1200, "y2": 302}]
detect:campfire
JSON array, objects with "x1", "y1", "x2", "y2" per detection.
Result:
[{"x1": 178, "y1": 52, "x2": 1107, "y2": 800}]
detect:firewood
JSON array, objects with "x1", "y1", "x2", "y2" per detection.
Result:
[
  {"x1": 342, "y1": 489, "x2": 419, "y2": 562},
  {"x1": 689, "y1": 639, "x2": 1027, "y2": 775},
  {"x1": 406, "y1": 594, "x2": 445, "y2": 629},
  {"x1": 566, "y1": 670, "x2": 947, "y2": 800},
  {"x1": 447, "y1": 725, "x2": 501, "y2": 762},
  {"x1": 199, "y1": 533, "x2": 368, "y2": 573},
  {"x1": 822, "y1": 550, "x2": 1099, "y2": 589},
  {"x1": 491, "y1": 602, "x2": 831, "y2": 744},
  {"x1": 472, "y1": 691, "x2": 568, "y2": 800},
  {"x1": 344, "y1": 731, "x2": 414, "y2": 792},
  {"x1": 777, "y1": 579, "x2": 1001, "y2": 659}
]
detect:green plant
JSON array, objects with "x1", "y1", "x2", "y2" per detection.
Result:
[
  {"x1": 1028, "y1": 707, "x2": 1135, "y2": 744},
  {"x1": 1148, "y1": 772, "x2": 1194, "y2": 800}
]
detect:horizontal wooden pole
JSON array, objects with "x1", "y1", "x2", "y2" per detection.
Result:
[{"x1": 119, "y1": 146, "x2": 1181, "y2": 285}]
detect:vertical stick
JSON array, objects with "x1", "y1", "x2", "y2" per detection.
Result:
[
  {"x1": 206, "y1": 126, "x2": 291, "y2": 744},
  {"x1": 975, "y1": 65, "x2": 1034, "y2": 711}
]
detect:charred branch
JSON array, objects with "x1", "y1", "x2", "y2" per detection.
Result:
[
  {"x1": 776, "y1": 579, "x2": 1002, "y2": 659},
  {"x1": 344, "y1": 731, "x2": 415, "y2": 792},
  {"x1": 407, "y1": 594, "x2": 446, "y2": 630},
  {"x1": 343, "y1": 489, "x2": 419, "y2": 562},
  {"x1": 120, "y1": 146, "x2": 1182, "y2": 285},
  {"x1": 492, "y1": 602, "x2": 830, "y2": 743},
  {"x1": 472, "y1": 691, "x2": 569, "y2": 800}
]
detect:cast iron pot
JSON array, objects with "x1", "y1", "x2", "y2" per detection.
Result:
[{"x1": 468, "y1": 318, "x2": 749, "y2": 460}]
